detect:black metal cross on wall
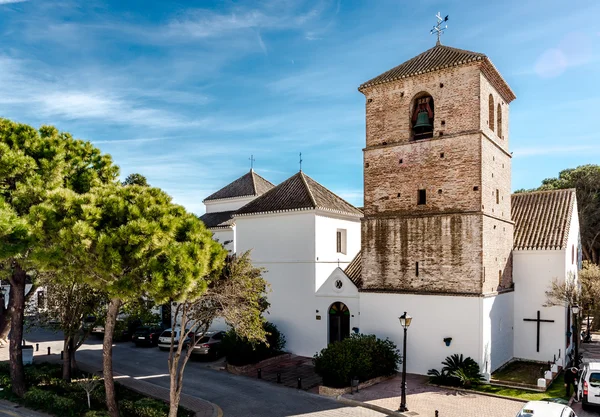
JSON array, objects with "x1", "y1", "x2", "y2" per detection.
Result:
[{"x1": 523, "y1": 310, "x2": 555, "y2": 353}]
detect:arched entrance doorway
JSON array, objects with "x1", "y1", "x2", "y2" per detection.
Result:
[{"x1": 329, "y1": 302, "x2": 350, "y2": 344}]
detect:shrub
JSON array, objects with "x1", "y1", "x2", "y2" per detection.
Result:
[
  {"x1": 23, "y1": 387, "x2": 78, "y2": 417},
  {"x1": 84, "y1": 412, "x2": 109, "y2": 417},
  {"x1": 428, "y1": 354, "x2": 485, "y2": 388},
  {"x1": 222, "y1": 322, "x2": 286, "y2": 366},
  {"x1": 313, "y1": 334, "x2": 400, "y2": 388},
  {"x1": 24, "y1": 363, "x2": 62, "y2": 386},
  {"x1": 132, "y1": 398, "x2": 169, "y2": 417}
]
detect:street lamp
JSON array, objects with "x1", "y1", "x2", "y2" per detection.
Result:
[
  {"x1": 398, "y1": 312, "x2": 412, "y2": 412},
  {"x1": 572, "y1": 305, "x2": 580, "y2": 367}
]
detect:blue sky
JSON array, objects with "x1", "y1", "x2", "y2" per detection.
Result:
[{"x1": 0, "y1": 0, "x2": 598, "y2": 214}]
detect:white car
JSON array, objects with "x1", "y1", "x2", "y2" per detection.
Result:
[
  {"x1": 516, "y1": 401, "x2": 577, "y2": 417},
  {"x1": 157, "y1": 327, "x2": 193, "y2": 351},
  {"x1": 578, "y1": 361, "x2": 600, "y2": 410}
]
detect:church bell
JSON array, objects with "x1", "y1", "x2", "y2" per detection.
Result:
[{"x1": 413, "y1": 111, "x2": 432, "y2": 130}]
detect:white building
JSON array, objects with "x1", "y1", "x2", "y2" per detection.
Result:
[{"x1": 198, "y1": 43, "x2": 581, "y2": 378}]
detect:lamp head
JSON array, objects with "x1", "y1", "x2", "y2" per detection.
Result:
[
  {"x1": 399, "y1": 312, "x2": 412, "y2": 329},
  {"x1": 572, "y1": 305, "x2": 580, "y2": 314}
]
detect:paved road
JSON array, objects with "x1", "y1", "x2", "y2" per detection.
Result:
[{"x1": 19, "y1": 330, "x2": 388, "y2": 417}]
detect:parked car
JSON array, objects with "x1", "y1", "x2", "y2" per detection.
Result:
[
  {"x1": 131, "y1": 325, "x2": 163, "y2": 347},
  {"x1": 516, "y1": 401, "x2": 577, "y2": 417},
  {"x1": 188, "y1": 331, "x2": 225, "y2": 358},
  {"x1": 157, "y1": 328, "x2": 193, "y2": 351},
  {"x1": 578, "y1": 361, "x2": 600, "y2": 410},
  {"x1": 91, "y1": 317, "x2": 142, "y2": 342}
]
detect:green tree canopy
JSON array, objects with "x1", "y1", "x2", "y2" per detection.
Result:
[
  {"x1": 518, "y1": 165, "x2": 600, "y2": 264},
  {"x1": 122, "y1": 173, "x2": 149, "y2": 187},
  {"x1": 0, "y1": 118, "x2": 118, "y2": 397},
  {"x1": 32, "y1": 183, "x2": 226, "y2": 417}
]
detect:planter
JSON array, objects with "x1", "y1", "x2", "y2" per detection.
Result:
[
  {"x1": 318, "y1": 375, "x2": 395, "y2": 397},
  {"x1": 22, "y1": 345, "x2": 34, "y2": 365}
]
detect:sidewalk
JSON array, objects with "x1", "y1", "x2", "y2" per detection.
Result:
[
  {"x1": 0, "y1": 400, "x2": 52, "y2": 417},
  {"x1": 342, "y1": 373, "x2": 524, "y2": 417}
]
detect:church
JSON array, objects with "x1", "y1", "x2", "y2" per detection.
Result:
[{"x1": 199, "y1": 41, "x2": 581, "y2": 378}]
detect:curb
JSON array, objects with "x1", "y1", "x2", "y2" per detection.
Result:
[
  {"x1": 568, "y1": 393, "x2": 575, "y2": 407},
  {"x1": 428, "y1": 383, "x2": 528, "y2": 403},
  {"x1": 336, "y1": 396, "x2": 413, "y2": 417}
]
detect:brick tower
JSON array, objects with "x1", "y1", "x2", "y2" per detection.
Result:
[{"x1": 359, "y1": 44, "x2": 516, "y2": 295}]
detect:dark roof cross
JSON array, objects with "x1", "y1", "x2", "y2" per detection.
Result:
[
  {"x1": 299, "y1": 152, "x2": 303, "y2": 172},
  {"x1": 249, "y1": 155, "x2": 255, "y2": 170}
]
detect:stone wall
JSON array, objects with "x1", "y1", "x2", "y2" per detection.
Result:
[
  {"x1": 362, "y1": 64, "x2": 481, "y2": 148},
  {"x1": 363, "y1": 132, "x2": 482, "y2": 216},
  {"x1": 361, "y1": 213, "x2": 483, "y2": 294}
]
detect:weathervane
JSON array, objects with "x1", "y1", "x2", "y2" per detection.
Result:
[
  {"x1": 249, "y1": 154, "x2": 255, "y2": 170},
  {"x1": 430, "y1": 12, "x2": 449, "y2": 45},
  {"x1": 299, "y1": 152, "x2": 303, "y2": 172}
]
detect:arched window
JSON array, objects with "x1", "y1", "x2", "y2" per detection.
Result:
[
  {"x1": 411, "y1": 93, "x2": 434, "y2": 140},
  {"x1": 497, "y1": 103, "x2": 503, "y2": 139},
  {"x1": 488, "y1": 94, "x2": 495, "y2": 132}
]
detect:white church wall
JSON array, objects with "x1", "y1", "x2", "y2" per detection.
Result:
[
  {"x1": 482, "y1": 292, "x2": 514, "y2": 375},
  {"x1": 235, "y1": 211, "x2": 320, "y2": 357},
  {"x1": 314, "y1": 268, "x2": 360, "y2": 355},
  {"x1": 235, "y1": 212, "x2": 316, "y2": 262},
  {"x1": 212, "y1": 228, "x2": 235, "y2": 253},
  {"x1": 205, "y1": 196, "x2": 256, "y2": 214},
  {"x1": 314, "y1": 213, "x2": 361, "y2": 290},
  {"x1": 513, "y1": 249, "x2": 568, "y2": 365},
  {"x1": 360, "y1": 292, "x2": 482, "y2": 375}
]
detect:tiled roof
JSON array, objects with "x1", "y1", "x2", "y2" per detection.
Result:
[
  {"x1": 344, "y1": 251, "x2": 362, "y2": 288},
  {"x1": 359, "y1": 45, "x2": 485, "y2": 90},
  {"x1": 198, "y1": 211, "x2": 235, "y2": 230},
  {"x1": 512, "y1": 189, "x2": 577, "y2": 250},
  {"x1": 203, "y1": 170, "x2": 275, "y2": 202},
  {"x1": 235, "y1": 172, "x2": 363, "y2": 217},
  {"x1": 358, "y1": 44, "x2": 516, "y2": 102}
]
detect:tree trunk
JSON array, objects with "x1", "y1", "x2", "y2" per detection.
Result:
[
  {"x1": 0, "y1": 292, "x2": 8, "y2": 346},
  {"x1": 168, "y1": 371, "x2": 182, "y2": 417},
  {"x1": 103, "y1": 298, "x2": 121, "y2": 417},
  {"x1": 9, "y1": 262, "x2": 26, "y2": 397},
  {"x1": 62, "y1": 337, "x2": 73, "y2": 382}
]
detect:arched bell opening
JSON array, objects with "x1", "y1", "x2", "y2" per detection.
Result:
[
  {"x1": 328, "y1": 301, "x2": 350, "y2": 344},
  {"x1": 411, "y1": 92, "x2": 434, "y2": 140}
]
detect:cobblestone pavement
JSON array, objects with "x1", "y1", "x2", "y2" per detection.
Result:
[
  {"x1": 237, "y1": 354, "x2": 323, "y2": 390},
  {"x1": 343, "y1": 373, "x2": 524, "y2": 417}
]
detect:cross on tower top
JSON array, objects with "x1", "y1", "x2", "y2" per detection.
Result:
[
  {"x1": 430, "y1": 12, "x2": 449, "y2": 45},
  {"x1": 249, "y1": 155, "x2": 255, "y2": 170}
]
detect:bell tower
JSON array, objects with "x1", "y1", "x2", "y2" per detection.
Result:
[{"x1": 359, "y1": 43, "x2": 516, "y2": 295}]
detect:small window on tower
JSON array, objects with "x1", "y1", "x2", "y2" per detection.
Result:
[
  {"x1": 411, "y1": 94, "x2": 434, "y2": 140},
  {"x1": 498, "y1": 270, "x2": 502, "y2": 287},
  {"x1": 418, "y1": 189, "x2": 427, "y2": 205},
  {"x1": 497, "y1": 104, "x2": 503, "y2": 139},
  {"x1": 336, "y1": 229, "x2": 347, "y2": 255},
  {"x1": 496, "y1": 189, "x2": 500, "y2": 204},
  {"x1": 416, "y1": 262, "x2": 419, "y2": 277},
  {"x1": 489, "y1": 94, "x2": 495, "y2": 132}
]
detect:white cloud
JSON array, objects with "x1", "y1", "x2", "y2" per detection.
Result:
[
  {"x1": 0, "y1": 0, "x2": 27, "y2": 4},
  {"x1": 534, "y1": 32, "x2": 594, "y2": 78}
]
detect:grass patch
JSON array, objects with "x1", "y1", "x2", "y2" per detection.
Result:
[
  {"x1": 472, "y1": 373, "x2": 568, "y2": 402},
  {"x1": 492, "y1": 361, "x2": 547, "y2": 386}
]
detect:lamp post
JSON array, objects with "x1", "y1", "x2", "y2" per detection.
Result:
[
  {"x1": 398, "y1": 312, "x2": 412, "y2": 412},
  {"x1": 572, "y1": 305, "x2": 580, "y2": 367}
]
